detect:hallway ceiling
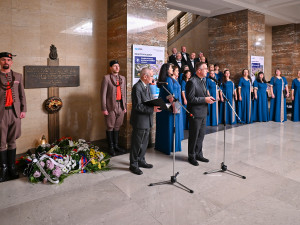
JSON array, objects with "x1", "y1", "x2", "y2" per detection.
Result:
[{"x1": 168, "y1": 0, "x2": 300, "y2": 26}]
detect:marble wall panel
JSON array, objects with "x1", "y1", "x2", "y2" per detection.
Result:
[
  {"x1": 168, "y1": 19, "x2": 209, "y2": 57},
  {"x1": 208, "y1": 10, "x2": 265, "y2": 84},
  {"x1": 265, "y1": 25, "x2": 272, "y2": 80},
  {"x1": 127, "y1": 0, "x2": 167, "y2": 148},
  {"x1": 1, "y1": 0, "x2": 108, "y2": 153},
  {"x1": 208, "y1": 10, "x2": 249, "y2": 83},
  {"x1": 272, "y1": 24, "x2": 299, "y2": 89},
  {"x1": 107, "y1": 0, "x2": 167, "y2": 149}
]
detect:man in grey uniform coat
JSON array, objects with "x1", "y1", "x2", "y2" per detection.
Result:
[
  {"x1": 0, "y1": 52, "x2": 26, "y2": 182},
  {"x1": 186, "y1": 62, "x2": 215, "y2": 166},
  {"x1": 129, "y1": 68, "x2": 161, "y2": 175}
]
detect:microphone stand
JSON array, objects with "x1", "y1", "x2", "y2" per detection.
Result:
[
  {"x1": 149, "y1": 83, "x2": 194, "y2": 193},
  {"x1": 204, "y1": 80, "x2": 246, "y2": 179}
]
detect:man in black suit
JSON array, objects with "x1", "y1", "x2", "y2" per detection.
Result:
[
  {"x1": 195, "y1": 52, "x2": 208, "y2": 65},
  {"x1": 129, "y1": 68, "x2": 161, "y2": 175},
  {"x1": 173, "y1": 52, "x2": 185, "y2": 73},
  {"x1": 181, "y1": 46, "x2": 190, "y2": 64},
  {"x1": 187, "y1": 52, "x2": 196, "y2": 75},
  {"x1": 168, "y1": 47, "x2": 177, "y2": 64},
  {"x1": 186, "y1": 62, "x2": 215, "y2": 166}
]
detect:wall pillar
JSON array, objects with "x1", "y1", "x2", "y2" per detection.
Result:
[
  {"x1": 208, "y1": 10, "x2": 265, "y2": 83},
  {"x1": 107, "y1": 0, "x2": 168, "y2": 149}
]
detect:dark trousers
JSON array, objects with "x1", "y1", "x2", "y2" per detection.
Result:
[
  {"x1": 188, "y1": 117, "x2": 206, "y2": 159},
  {"x1": 130, "y1": 128, "x2": 150, "y2": 168}
]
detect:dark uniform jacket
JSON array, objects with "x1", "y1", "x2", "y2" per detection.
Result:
[
  {"x1": 186, "y1": 76, "x2": 208, "y2": 118},
  {"x1": 0, "y1": 71, "x2": 26, "y2": 121},
  {"x1": 130, "y1": 80, "x2": 153, "y2": 129},
  {"x1": 101, "y1": 74, "x2": 126, "y2": 112}
]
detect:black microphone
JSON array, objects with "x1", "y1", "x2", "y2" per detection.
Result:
[{"x1": 208, "y1": 76, "x2": 221, "y2": 84}]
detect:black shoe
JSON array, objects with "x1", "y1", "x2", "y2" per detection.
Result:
[
  {"x1": 138, "y1": 161, "x2": 153, "y2": 169},
  {"x1": 196, "y1": 156, "x2": 209, "y2": 163},
  {"x1": 129, "y1": 166, "x2": 143, "y2": 175},
  {"x1": 108, "y1": 148, "x2": 116, "y2": 156},
  {"x1": 188, "y1": 158, "x2": 199, "y2": 166},
  {"x1": 114, "y1": 145, "x2": 126, "y2": 153}
]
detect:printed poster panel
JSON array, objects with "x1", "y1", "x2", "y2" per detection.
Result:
[
  {"x1": 250, "y1": 56, "x2": 264, "y2": 84},
  {"x1": 132, "y1": 44, "x2": 165, "y2": 98}
]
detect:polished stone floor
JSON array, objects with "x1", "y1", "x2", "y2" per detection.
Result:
[{"x1": 1, "y1": 121, "x2": 300, "y2": 225}]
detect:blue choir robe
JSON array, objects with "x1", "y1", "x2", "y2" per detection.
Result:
[
  {"x1": 237, "y1": 77, "x2": 252, "y2": 124},
  {"x1": 269, "y1": 76, "x2": 288, "y2": 122},
  {"x1": 155, "y1": 76, "x2": 184, "y2": 155},
  {"x1": 292, "y1": 78, "x2": 300, "y2": 122},
  {"x1": 206, "y1": 78, "x2": 219, "y2": 126},
  {"x1": 251, "y1": 80, "x2": 269, "y2": 122},
  {"x1": 219, "y1": 81, "x2": 237, "y2": 125},
  {"x1": 216, "y1": 71, "x2": 223, "y2": 82},
  {"x1": 181, "y1": 80, "x2": 189, "y2": 130}
]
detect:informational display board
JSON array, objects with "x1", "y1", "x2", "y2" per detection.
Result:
[
  {"x1": 250, "y1": 56, "x2": 264, "y2": 84},
  {"x1": 132, "y1": 44, "x2": 165, "y2": 98}
]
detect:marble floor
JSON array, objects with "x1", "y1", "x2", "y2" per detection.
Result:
[{"x1": 1, "y1": 121, "x2": 300, "y2": 225}]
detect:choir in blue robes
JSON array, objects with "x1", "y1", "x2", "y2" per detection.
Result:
[
  {"x1": 291, "y1": 78, "x2": 300, "y2": 122},
  {"x1": 206, "y1": 78, "x2": 219, "y2": 126},
  {"x1": 219, "y1": 81, "x2": 237, "y2": 124},
  {"x1": 269, "y1": 76, "x2": 288, "y2": 122},
  {"x1": 237, "y1": 77, "x2": 252, "y2": 124},
  {"x1": 251, "y1": 80, "x2": 269, "y2": 122},
  {"x1": 181, "y1": 80, "x2": 189, "y2": 129},
  {"x1": 155, "y1": 76, "x2": 184, "y2": 155}
]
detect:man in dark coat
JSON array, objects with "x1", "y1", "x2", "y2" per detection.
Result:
[
  {"x1": 186, "y1": 62, "x2": 215, "y2": 166},
  {"x1": 129, "y1": 68, "x2": 161, "y2": 175}
]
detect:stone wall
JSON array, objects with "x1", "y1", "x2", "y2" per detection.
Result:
[
  {"x1": 167, "y1": 19, "x2": 209, "y2": 59},
  {"x1": 272, "y1": 24, "x2": 300, "y2": 87},
  {"x1": 108, "y1": 0, "x2": 168, "y2": 149},
  {"x1": 0, "y1": 0, "x2": 108, "y2": 153},
  {"x1": 208, "y1": 10, "x2": 265, "y2": 84}
]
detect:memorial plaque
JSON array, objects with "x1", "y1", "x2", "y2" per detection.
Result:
[{"x1": 24, "y1": 66, "x2": 80, "y2": 89}]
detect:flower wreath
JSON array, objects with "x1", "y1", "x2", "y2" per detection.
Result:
[{"x1": 44, "y1": 96, "x2": 63, "y2": 113}]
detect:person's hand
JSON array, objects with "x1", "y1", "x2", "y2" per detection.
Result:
[
  {"x1": 286, "y1": 92, "x2": 289, "y2": 98},
  {"x1": 184, "y1": 99, "x2": 187, "y2": 105},
  {"x1": 168, "y1": 96, "x2": 174, "y2": 103},
  {"x1": 123, "y1": 109, "x2": 127, "y2": 113},
  {"x1": 254, "y1": 95, "x2": 257, "y2": 99},
  {"x1": 102, "y1": 110, "x2": 109, "y2": 116},
  {"x1": 292, "y1": 95, "x2": 294, "y2": 101},
  {"x1": 239, "y1": 96, "x2": 242, "y2": 101},
  {"x1": 20, "y1": 112, "x2": 26, "y2": 119},
  {"x1": 220, "y1": 98, "x2": 224, "y2": 102},
  {"x1": 272, "y1": 94, "x2": 275, "y2": 98},
  {"x1": 154, "y1": 106, "x2": 161, "y2": 113},
  {"x1": 205, "y1": 96, "x2": 215, "y2": 104}
]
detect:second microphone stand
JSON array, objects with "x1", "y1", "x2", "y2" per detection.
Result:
[
  {"x1": 149, "y1": 84, "x2": 194, "y2": 193},
  {"x1": 204, "y1": 79, "x2": 246, "y2": 179}
]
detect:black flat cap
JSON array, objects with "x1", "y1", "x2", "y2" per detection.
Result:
[
  {"x1": 109, "y1": 60, "x2": 119, "y2": 67},
  {"x1": 0, "y1": 52, "x2": 16, "y2": 59}
]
